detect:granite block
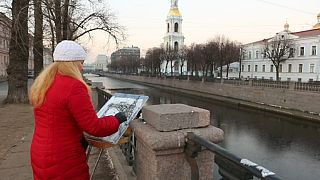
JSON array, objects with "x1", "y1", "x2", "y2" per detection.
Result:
[{"x1": 142, "y1": 104, "x2": 210, "y2": 132}]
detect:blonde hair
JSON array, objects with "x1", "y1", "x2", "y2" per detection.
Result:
[{"x1": 29, "y1": 61, "x2": 91, "y2": 107}]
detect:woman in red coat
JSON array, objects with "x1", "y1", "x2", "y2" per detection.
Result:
[{"x1": 29, "y1": 40, "x2": 126, "y2": 180}]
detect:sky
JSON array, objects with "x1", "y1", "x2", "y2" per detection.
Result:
[{"x1": 83, "y1": 0, "x2": 320, "y2": 63}]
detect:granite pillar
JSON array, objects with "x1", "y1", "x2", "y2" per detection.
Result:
[{"x1": 130, "y1": 104, "x2": 224, "y2": 180}]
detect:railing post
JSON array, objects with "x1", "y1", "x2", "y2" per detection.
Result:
[
  {"x1": 249, "y1": 79, "x2": 253, "y2": 86},
  {"x1": 289, "y1": 81, "x2": 295, "y2": 90},
  {"x1": 185, "y1": 132, "x2": 202, "y2": 180}
]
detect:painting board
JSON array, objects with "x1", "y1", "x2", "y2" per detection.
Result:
[{"x1": 96, "y1": 93, "x2": 149, "y2": 144}]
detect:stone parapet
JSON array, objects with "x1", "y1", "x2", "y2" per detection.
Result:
[
  {"x1": 130, "y1": 104, "x2": 224, "y2": 180},
  {"x1": 142, "y1": 104, "x2": 210, "y2": 132},
  {"x1": 130, "y1": 121, "x2": 223, "y2": 151}
]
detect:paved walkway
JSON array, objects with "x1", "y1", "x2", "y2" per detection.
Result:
[{"x1": 0, "y1": 95, "x2": 136, "y2": 180}]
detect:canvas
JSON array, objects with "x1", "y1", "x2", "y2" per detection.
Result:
[{"x1": 96, "y1": 93, "x2": 149, "y2": 144}]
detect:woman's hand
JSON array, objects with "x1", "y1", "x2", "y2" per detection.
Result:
[{"x1": 115, "y1": 112, "x2": 127, "y2": 124}]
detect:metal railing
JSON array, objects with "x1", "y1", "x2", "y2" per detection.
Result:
[
  {"x1": 252, "y1": 80, "x2": 289, "y2": 89},
  {"x1": 294, "y1": 82, "x2": 320, "y2": 92},
  {"x1": 96, "y1": 87, "x2": 112, "y2": 109},
  {"x1": 185, "y1": 132, "x2": 282, "y2": 180}
]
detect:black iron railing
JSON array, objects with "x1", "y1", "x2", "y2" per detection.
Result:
[
  {"x1": 185, "y1": 132, "x2": 282, "y2": 180},
  {"x1": 95, "y1": 87, "x2": 112, "y2": 109}
]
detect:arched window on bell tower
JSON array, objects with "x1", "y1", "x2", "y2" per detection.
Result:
[
  {"x1": 174, "y1": 41, "x2": 179, "y2": 51},
  {"x1": 174, "y1": 23, "x2": 178, "y2": 32},
  {"x1": 167, "y1": 23, "x2": 170, "y2": 33}
]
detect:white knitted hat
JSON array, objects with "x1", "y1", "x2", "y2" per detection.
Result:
[{"x1": 53, "y1": 40, "x2": 86, "y2": 61}]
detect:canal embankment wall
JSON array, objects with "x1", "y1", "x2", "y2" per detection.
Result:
[{"x1": 103, "y1": 74, "x2": 320, "y2": 122}]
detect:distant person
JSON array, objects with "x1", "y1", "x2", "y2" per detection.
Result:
[{"x1": 29, "y1": 40, "x2": 127, "y2": 180}]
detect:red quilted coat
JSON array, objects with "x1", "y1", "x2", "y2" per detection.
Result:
[{"x1": 31, "y1": 74, "x2": 120, "y2": 180}]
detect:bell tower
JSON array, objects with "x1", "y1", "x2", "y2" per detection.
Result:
[{"x1": 164, "y1": 0, "x2": 184, "y2": 51}]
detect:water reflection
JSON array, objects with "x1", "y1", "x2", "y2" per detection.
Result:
[{"x1": 87, "y1": 76, "x2": 320, "y2": 180}]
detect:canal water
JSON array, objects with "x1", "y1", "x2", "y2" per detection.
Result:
[{"x1": 87, "y1": 76, "x2": 320, "y2": 180}]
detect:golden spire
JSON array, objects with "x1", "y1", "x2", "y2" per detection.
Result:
[{"x1": 168, "y1": 0, "x2": 181, "y2": 17}]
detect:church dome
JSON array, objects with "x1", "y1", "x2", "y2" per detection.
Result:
[
  {"x1": 312, "y1": 13, "x2": 320, "y2": 29},
  {"x1": 168, "y1": 8, "x2": 181, "y2": 17},
  {"x1": 313, "y1": 24, "x2": 320, "y2": 29},
  {"x1": 284, "y1": 22, "x2": 289, "y2": 31}
]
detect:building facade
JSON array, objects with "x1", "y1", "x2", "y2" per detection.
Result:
[
  {"x1": 239, "y1": 14, "x2": 320, "y2": 82},
  {"x1": 110, "y1": 46, "x2": 140, "y2": 63},
  {"x1": 0, "y1": 13, "x2": 10, "y2": 78},
  {"x1": 110, "y1": 46, "x2": 140, "y2": 73},
  {"x1": 161, "y1": 0, "x2": 187, "y2": 75},
  {"x1": 94, "y1": 54, "x2": 108, "y2": 71},
  {"x1": 0, "y1": 12, "x2": 38, "y2": 78}
]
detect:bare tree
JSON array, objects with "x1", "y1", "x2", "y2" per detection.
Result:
[
  {"x1": 214, "y1": 35, "x2": 228, "y2": 78},
  {"x1": 162, "y1": 48, "x2": 177, "y2": 76},
  {"x1": 204, "y1": 40, "x2": 219, "y2": 77},
  {"x1": 5, "y1": 0, "x2": 30, "y2": 103},
  {"x1": 224, "y1": 41, "x2": 240, "y2": 78},
  {"x1": 33, "y1": 0, "x2": 43, "y2": 78},
  {"x1": 186, "y1": 43, "x2": 197, "y2": 76},
  {"x1": 42, "y1": 0, "x2": 126, "y2": 47},
  {"x1": 238, "y1": 44, "x2": 246, "y2": 79},
  {"x1": 178, "y1": 46, "x2": 187, "y2": 76},
  {"x1": 263, "y1": 33, "x2": 295, "y2": 81},
  {"x1": 203, "y1": 40, "x2": 220, "y2": 77}
]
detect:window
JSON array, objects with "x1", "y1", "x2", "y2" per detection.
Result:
[
  {"x1": 248, "y1": 51, "x2": 252, "y2": 59},
  {"x1": 300, "y1": 47, "x2": 305, "y2": 56},
  {"x1": 310, "y1": 64, "x2": 315, "y2": 73},
  {"x1": 288, "y1": 64, "x2": 292, "y2": 73},
  {"x1": 298, "y1": 78, "x2": 302, "y2": 82},
  {"x1": 289, "y1": 48, "x2": 294, "y2": 58},
  {"x1": 174, "y1": 42, "x2": 178, "y2": 51},
  {"x1": 255, "y1": 65, "x2": 258, "y2": 72},
  {"x1": 309, "y1": 79, "x2": 314, "y2": 82},
  {"x1": 255, "y1": 51, "x2": 259, "y2": 59},
  {"x1": 311, "y1": 46, "x2": 317, "y2": 56},
  {"x1": 299, "y1": 64, "x2": 303, "y2": 73},
  {"x1": 167, "y1": 23, "x2": 169, "y2": 33},
  {"x1": 262, "y1": 65, "x2": 265, "y2": 72},
  {"x1": 270, "y1": 65, "x2": 274, "y2": 72},
  {"x1": 262, "y1": 76, "x2": 264, "y2": 79},
  {"x1": 242, "y1": 65, "x2": 244, "y2": 72},
  {"x1": 270, "y1": 77, "x2": 273, "y2": 80},
  {"x1": 287, "y1": 78, "x2": 291, "y2": 81},
  {"x1": 279, "y1": 64, "x2": 282, "y2": 73},
  {"x1": 248, "y1": 65, "x2": 251, "y2": 72},
  {"x1": 174, "y1": 23, "x2": 179, "y2": 32}
]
